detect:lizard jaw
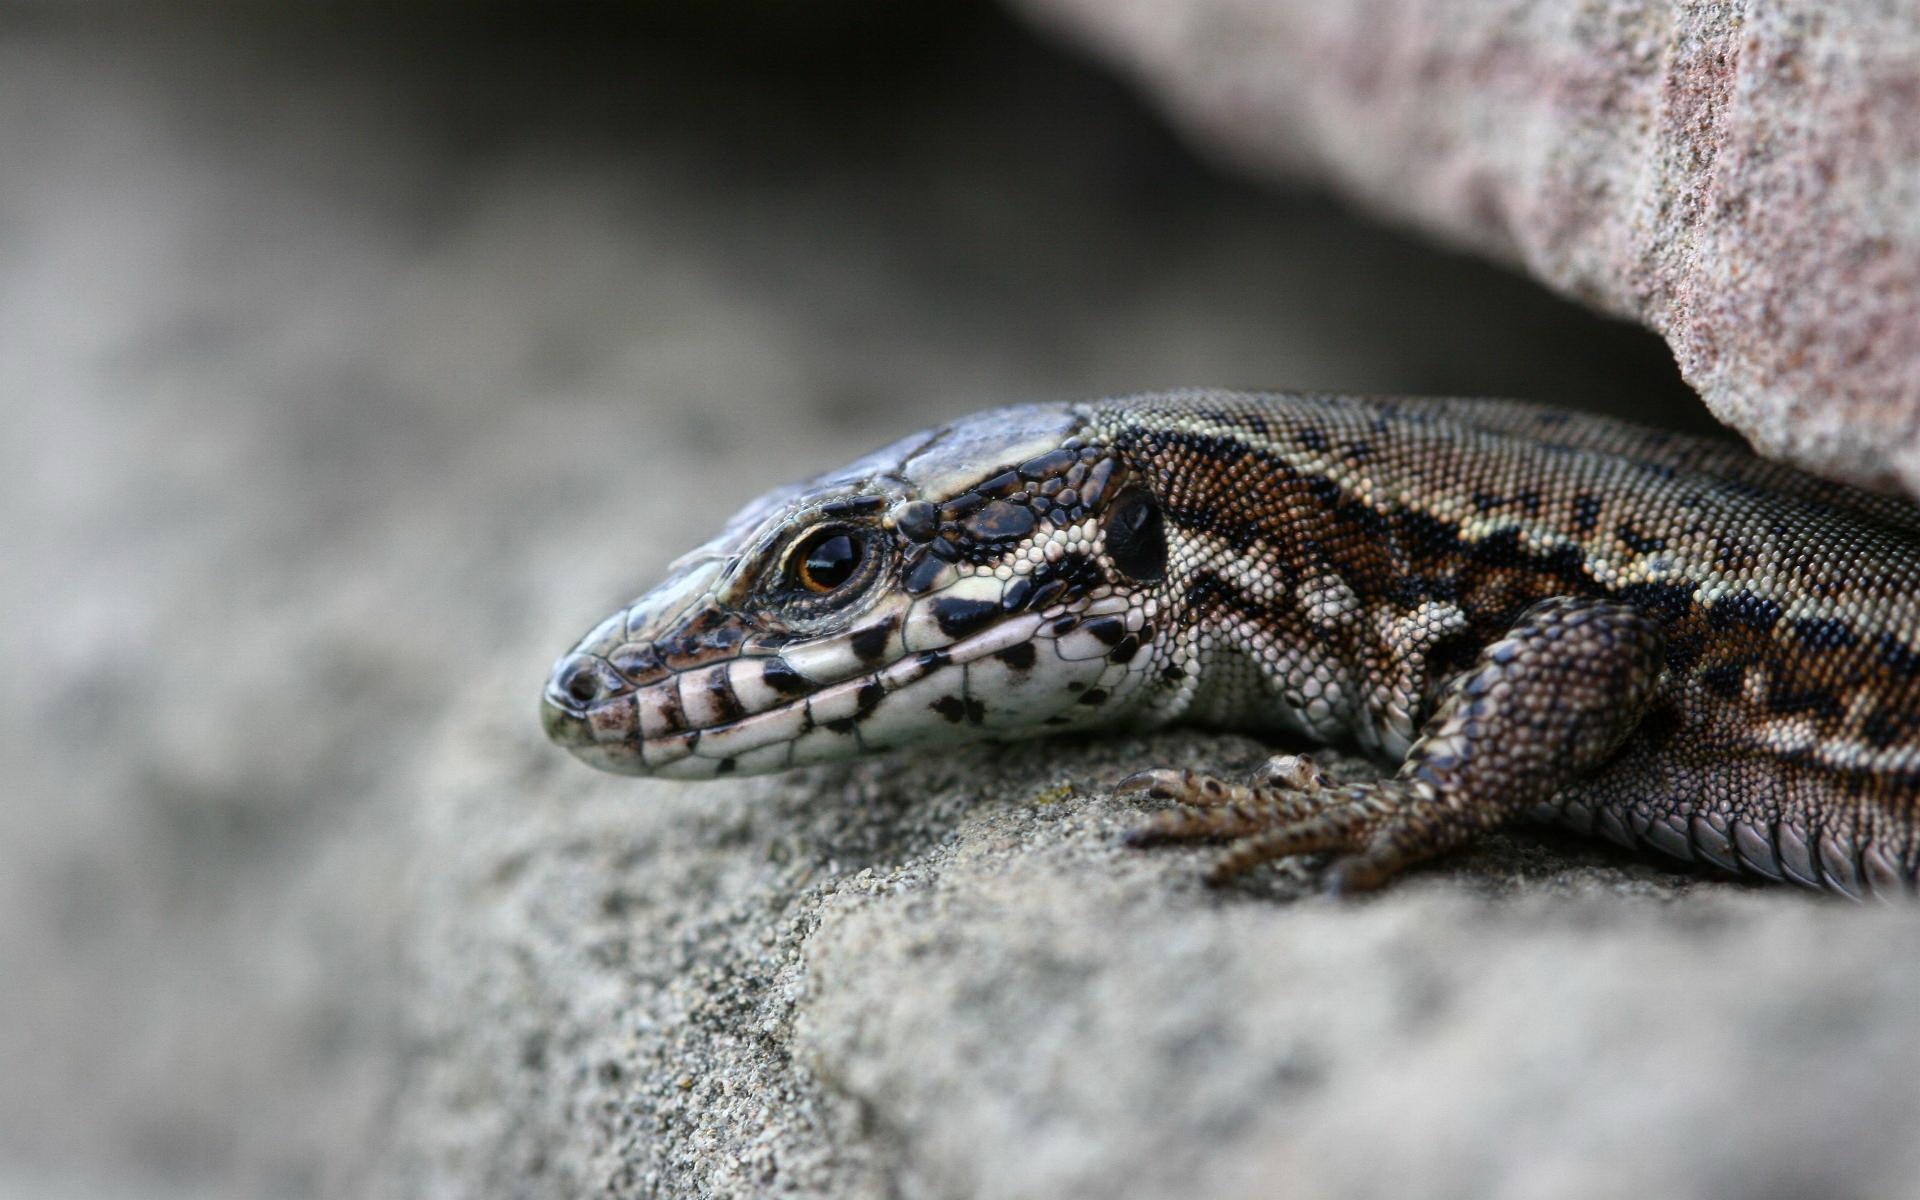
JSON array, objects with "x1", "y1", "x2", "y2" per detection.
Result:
[{"x1": 542, "y1": 603, "x2": 1139, "y2": 780}]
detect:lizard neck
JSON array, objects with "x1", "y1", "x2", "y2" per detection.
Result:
[{"x1": 1093, "y1": 402, "x2": 1388, "y2": 754}]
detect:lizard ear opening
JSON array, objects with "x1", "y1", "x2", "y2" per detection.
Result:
[{"x1": 1104, "y1": 488, "x2": 1167, "y2": 582}]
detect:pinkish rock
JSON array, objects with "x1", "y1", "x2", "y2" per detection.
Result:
[{"x1": 1016, "y1": 0, "x2": 1920, "y2": 496}]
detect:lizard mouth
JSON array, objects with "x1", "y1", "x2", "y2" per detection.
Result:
[{"x1": 542, "y1": 604, "x2": 1128, "y2": 779}]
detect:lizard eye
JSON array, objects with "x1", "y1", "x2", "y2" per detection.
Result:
[
  {"x1": 1103, "y1": 488, "x2": 1167, "y2": 582},
  {"x1": 790, "y1": 527, "x2": 867, "y2": 594}
]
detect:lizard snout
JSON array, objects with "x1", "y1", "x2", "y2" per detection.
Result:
[{"x1": 541, "y1": 651, "x2": 635, "y2": 749}]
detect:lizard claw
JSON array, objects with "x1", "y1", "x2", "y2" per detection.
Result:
[
  {"x1": 1251, "y1": 753, "x2": 1332, "y2": 792},
  {"x1": 1318, "y1": 854, "x2": 1391, "y2": 896},
  {"x1": 1113, "y1": 768, "x2": 1182, "y2": 799}
]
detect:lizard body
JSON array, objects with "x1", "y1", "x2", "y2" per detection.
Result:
[{"x1": 543, "y1": 391, "x2": 1920, "y2": 896}]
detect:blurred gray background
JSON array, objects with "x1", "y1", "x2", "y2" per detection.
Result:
[{"x1": 1, "y1": 4, "x2": 1727, "y2": 1197}]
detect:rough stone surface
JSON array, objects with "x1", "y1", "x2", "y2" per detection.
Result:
[
  {"x1": 8, "y1": 10, "x2": 1920, "y2": 1200},
  {"x1": 1015, "y1": 0, "x2": 1920, "y2": 497},
  {"x1": 407, "y1": 713, "x2": 1920, "y2": 1200}
]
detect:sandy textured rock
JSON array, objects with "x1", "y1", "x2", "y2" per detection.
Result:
[
  {"x1": 1014, "y1": 0, "x2": 1920, "y2": 496},
  {"x1": 409, "y1": 706, "x2": 1920, "y2": 1199}
]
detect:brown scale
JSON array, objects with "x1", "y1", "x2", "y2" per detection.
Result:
[{"x1": 1089, "y1": 392, "x2": 1920, "y2": 898}]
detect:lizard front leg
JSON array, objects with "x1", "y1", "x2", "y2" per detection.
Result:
[{"x1": 1121, "y1": 596, "x2": 1667, "y2": 892}]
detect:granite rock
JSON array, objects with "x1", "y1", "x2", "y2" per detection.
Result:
[{"x1": 1016, "y1": 0, "x2": 1920, "y2": 495}]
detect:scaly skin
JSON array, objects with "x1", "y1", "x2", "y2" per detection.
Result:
[{"x1": 543, "y1": 391, "x2": 1920, "y2": 897}]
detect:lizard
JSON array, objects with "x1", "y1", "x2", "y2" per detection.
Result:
[{"x1": 541, "y1": 390, "x2": 1920, "y2": 897}]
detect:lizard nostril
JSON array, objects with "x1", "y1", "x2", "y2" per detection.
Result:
[{"x1": 558, "y1": 655, "x2": 611, "y2": 706}]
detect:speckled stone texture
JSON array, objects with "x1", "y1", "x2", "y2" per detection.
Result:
[
  {"x1": 1014, "y1": 0, "x2": 1920, "y2": 497},
  {"x1": 9, "y1": 10, "x2": 1920, "y2": 1200}
]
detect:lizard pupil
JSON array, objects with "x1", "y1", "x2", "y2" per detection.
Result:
[
  {"x1": 796, "y1": 530, "x2": 862, "y2": 593},
  {"x1": 1105, "y1": 488, "x2": 1167, "y2": 582}
]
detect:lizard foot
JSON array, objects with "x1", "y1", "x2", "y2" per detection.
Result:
[
  {"x1": 1118, "y1": 758, "x2": 1425, "y2": 891},
  {"x1": 1118, "y1": 597, "x2": 1668, "y2": 893}
]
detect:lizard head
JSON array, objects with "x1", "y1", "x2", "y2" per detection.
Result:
[{"x1": 541, "y1": 402, "x2": 1184, "y2": 778}]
